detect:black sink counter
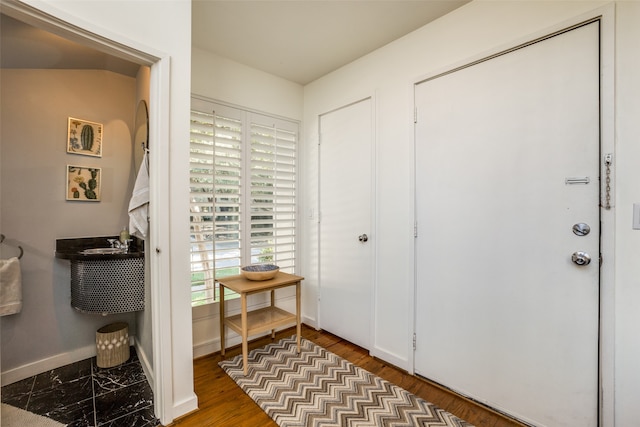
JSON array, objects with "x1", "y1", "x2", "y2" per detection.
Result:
[{"x1": 56, "y1": 236, "x2": 144, "y2": 260}]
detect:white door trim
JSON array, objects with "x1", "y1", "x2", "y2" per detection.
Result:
[
  {"x1": 410, "y1": 4, "x2": 615, "y2": 425},
  {"x1": 0, "y1": 1, "x2": 178, "y2": 424},
  {"x1": 596, "y1": 4, "x2": 616, "y2": 427}
]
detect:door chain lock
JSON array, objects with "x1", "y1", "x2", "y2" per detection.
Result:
[
  {"x1": 604, "y1": 153, "x2": 613, "y2": 210},
  {"x1": 572, "y1": 223, "x2": 591, "y2": 236}
]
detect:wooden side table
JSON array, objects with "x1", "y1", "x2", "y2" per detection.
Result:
[{"x1": 218, "y1": 272, "x2": 303, "y2": 375}]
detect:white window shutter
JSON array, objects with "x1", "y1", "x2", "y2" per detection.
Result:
[{"x1": 189, "y1": 99, "x2": 298, "y2": 306}]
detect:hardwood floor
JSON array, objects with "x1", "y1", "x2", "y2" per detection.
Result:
[{"x1": 170, "y1": 325, "x2": 527, "y2": 427}]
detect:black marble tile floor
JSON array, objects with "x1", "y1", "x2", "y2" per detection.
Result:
[{"x1": 1, "y1": 347, "x2": 160, "y2": 426}]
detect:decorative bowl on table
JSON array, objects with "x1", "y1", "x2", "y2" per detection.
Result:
[{"x1": 241, "y1": 264, "x2": 280, "y2": 281}]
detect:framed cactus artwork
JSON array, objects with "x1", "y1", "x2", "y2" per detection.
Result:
[
  {"x1": 66, "y1": 165, "x2": 101, "y2": 201},
  {"x1": 67, "y1": 117, "x2": 103, "y2": 157}
]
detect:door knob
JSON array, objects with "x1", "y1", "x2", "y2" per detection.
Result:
[
  {"x1": 571, "y1": 251, "x2": 591, "y2": 266},
  {"x1": 358, "y1": 234, "x2": 368, "y2": 243}
]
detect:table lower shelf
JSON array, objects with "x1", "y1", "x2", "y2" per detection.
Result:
[{"x1": 224, "y1": 306, "x2": 296, "y2": 337}]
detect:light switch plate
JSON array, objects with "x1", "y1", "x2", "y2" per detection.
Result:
[{"x1": 633, "y1": 203, "x2": 640, "y2": 230}]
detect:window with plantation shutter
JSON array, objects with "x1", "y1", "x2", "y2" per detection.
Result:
[{"x1": 189, "y1": 97, "x2": 298, "y2": 306}]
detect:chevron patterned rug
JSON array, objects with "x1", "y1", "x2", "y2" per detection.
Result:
[{"x1": 219, "y1": 336, "x2": 473, "y2": 427}]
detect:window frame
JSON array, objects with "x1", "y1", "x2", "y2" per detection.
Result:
[{"x1": 189, "y1": 96, "x2": 300, "y2": 308}]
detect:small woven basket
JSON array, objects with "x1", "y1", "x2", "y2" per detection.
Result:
[{"x1": 96, "y1": 322, "x2": 130, "y2": 368}]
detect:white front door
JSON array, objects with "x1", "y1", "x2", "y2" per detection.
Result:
[
  {"x1": 319, "y1": 98, "x2": 373, "y2": 350},
  {"x1": 414, "y1": 22, "x2": 600, "y2": 426}
]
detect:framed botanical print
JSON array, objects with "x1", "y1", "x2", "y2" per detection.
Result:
[
  {"x1": 67, "y1": 117, "x2": 103, "y2": 157},
  {"x1": 66, "y1": 165, "x2": 101, "y2": 201}
]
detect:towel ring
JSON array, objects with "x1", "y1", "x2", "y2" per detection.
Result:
[{"x1": 0, "y1": 234, "x2": 24, "y2": 259}]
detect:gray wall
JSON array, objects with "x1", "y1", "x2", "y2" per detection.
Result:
[{"x1": 1, "y1": 69, "x2": 137, "y2": 382}]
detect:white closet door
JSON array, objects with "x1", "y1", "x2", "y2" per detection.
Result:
[{"x1": 319, "y1": 98, "x2": 374, "y2": 350}]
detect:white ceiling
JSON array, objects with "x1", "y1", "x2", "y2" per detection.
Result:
[
  {"x1": 1, "y1": 1, "x2": 470, "y2": 85},
  {"x1": 192, "y1": 0, "x2": 470, "y2": 84}
]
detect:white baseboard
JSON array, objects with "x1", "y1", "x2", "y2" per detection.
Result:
[
  {"x1": 192, "y1": 320, "x2": 313, "y2": 359},
  {"x1": 302, "y1": 315, "x2": 317, "y2": 329},
  {"x1": 370, "y1": 346, "x2": 409, "y2": 372},
  {"x1": 172, "y1": 393, "x2": 199, "y2": 421},
  {"x1": 1, "y1": 344, "x2": 94, "y2": 386},
  {"x1": 193, "y1": 330, "x2": 283, "y2": 359},
  {"x1": 1, "y1": 337, "x2": 135, "y2": 386},
  {"x1": 193, "y1": 336, "x2": 229, "y2": 359},
  {"x1": 134, "y1": 337, "x2": 154, "y2": 391}
]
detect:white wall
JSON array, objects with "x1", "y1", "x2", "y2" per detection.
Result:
[
  {"x1": 192, "y1": 47, "x2": 303, "y2": 121},
  {"x1": 190, "y1": 47, "x2": 304, "y2": 357},
  {"x1": 12, "y1": 0, "x2": 196, "y2": 423},
  {"x1": 612, "y1": 2, "x2": 640, "y2": 425},
  {"x1": 0, "y1": 69, "x2": 137, "y2": 381},
  {"x1": 302, "y1": 0, "x2": 640, "y2": 424}
]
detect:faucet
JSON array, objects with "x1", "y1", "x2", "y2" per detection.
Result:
[{"x1": 107, "y1": 238, "x2": 133, "y2": 252}]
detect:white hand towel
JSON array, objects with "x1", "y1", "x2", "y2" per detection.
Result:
[
  {"x1": 129, "y1": 152, "x2": 150, "y2": 238},
  {"x1": 0, "y1": 257, "x2": 22, "y2": 316}
]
